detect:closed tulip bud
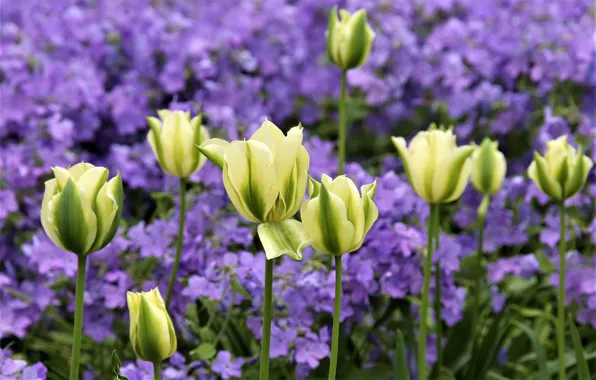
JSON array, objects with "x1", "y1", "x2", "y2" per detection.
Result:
[
  {"x1": 147, "y1": 110, "x2": 210, "y2": 178},
  {"x1": 198, "y1": 120, "x2": 310, "y2": 224},
  {"x1": 127, "y1": 288, "x2": 176, "y2": 363},
  {"x1": 300, "y1": 174, "x2": 378, "y2": 256},
  {"x1": 392, "y1": 125, "x2": 474, "y2": 203},
  {"x1": 326, "y1": 6, "x2": 375, "y2": 71},
  {"x1": 528, "y1": 135, "x2": 593, "y2": 200},
  {"x1": 470, "y1": 138, "x2": 507, "y2": 196},
  {"x1": 41, "y1": 163, "x2": 123, "y2": 256}
]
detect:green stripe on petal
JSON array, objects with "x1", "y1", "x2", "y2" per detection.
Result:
[
  {"x1": 147, "y1": 117, "x2": 165, "y2": 167},
  {"x1": 40, "y1": 179, "x2": 65, "y2": 250},
  {"x1": 257, "y1": 220, "x2": 311, "y2": 261},
  {"x1": 343, "y1": 10, "x2": 368, "y2": 69},
  {"x1": 529, "y1": 152, "x2": 563, "y2": 200},
  {"x1": 350, "y1": 179, "x2": 379, "y2": 251},
  {"x1": 434, "y1": 146, "x2": 474, "y2": 202},
  {"x1": 564, "y1": 148, "x2": 593, "y2": 199},
  {"x1": 55, "y1": 178, "x2": 98, "y2": 255},
  {"x1": 90, "y1": 173, "x2": 123, "y2": 252}
]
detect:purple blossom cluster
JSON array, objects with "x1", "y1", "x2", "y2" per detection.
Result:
[{"x1": 1, "y1": 0, "x2": 594, "y2": 378}]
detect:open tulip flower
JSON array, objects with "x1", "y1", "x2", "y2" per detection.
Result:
[
  {"x1": 528, "y1": 135, "x2": 593, "y2": 201},
  {"x1": 392, "y1": 125, "x2": 475, "y2": 204},
  {"x1": 41, "y1": 162, "x2": 124, "y2": 256},
  {"x1": 199, "y1": 120, "x2": 310, "y2": 260}
]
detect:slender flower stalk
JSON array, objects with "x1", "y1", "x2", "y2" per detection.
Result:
[
  {"x1": 338, "y1": 70, "x2": 347, "y2": 175},
  {"x1": 153, "y1": 362, "x2": 162, "y2": 380},
  {"x1": 165, "y1": 178, "x2": 187, "y2": 308},
  {"x1": 259, "y1": 259, "x2": 274, "y2": 380},
  {"x1": 419, "y1": 203, "x2": 439, "y2": 380},
  {"x1": 70, "y1": 255, "x2": 87, "y2": 380},
  {"x1": 433, "y1": 208, "x2": 442, "y2": 374},
  {"x1": 557, "y1": 201, "x2": 566, "y2": 380},
  {"x1": 328, "y1": 256, "x2": 343, "y2": 380}
]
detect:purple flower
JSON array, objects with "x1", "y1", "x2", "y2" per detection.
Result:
[{"x1": 211, "y1": 351, "x2": 243, "y2": 380}]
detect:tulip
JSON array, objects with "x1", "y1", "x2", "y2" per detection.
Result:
[
  {"x1": 470, "y1": 138, "x2": 507, "y2": 196},
  {"x1": 199, "y1": 119, "x2": 311, "y2": 380},
  {"x1": 300, "y1": 174, "x2": 378, "y2": 256},
  {"x1": 127, "y1": 288, "x2": 177, "y2": 369},
  {"x1": 392, "y1": 125, "x2": 475, "y2": 204},
  {"x1": 528, "y1": 135, "x2": 592, "y2": 201},
  {"x1": 40, "y1": 162, "x2": 123, "y2": 380},
  {"x1": 300, "y1": 174, "x2": 378, "y2": 380},
  {"x1": 326, "y1": 7, "x2": 375, "y2": 71},
  {"x1": 147, "y1": 110, "x2": 210, "y2": 179},
  {"x1": 527, "y1": 135, "x2": 592, "y2": 380}
]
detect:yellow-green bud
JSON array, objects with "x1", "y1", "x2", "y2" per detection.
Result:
[
  {"x1": 326, "y1": 7, "x2": 375, "y2": 71},
  {"x1": 41, "y1": 162, "x2": 123, "y2": 256},
  {"x1": 392, "y1": 125, "x2": 474, "y2": 203},
  {"x1": 528, "y1": 135, "x2": 593, "y2": 200},
  {"x1": 198, "y1": 120, "x2": 310, "y2": 224},
  {"x1": 470, "y1": 138, "x2": 507, "y2": 196},
  {"x1": 147, "y1": 110, "x2": 210, "y2": 178},
  {"x1": 300, "y1": 174, "x2": 378, "y2": 256},
  {"x1": 127, "y1": 288, "x2": 177, "y2": 363}
]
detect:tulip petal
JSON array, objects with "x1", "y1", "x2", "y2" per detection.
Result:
[
  {"x1": 564, "y1": 149, "x2": 593, "y2": 199},
  {"x1": 433, "y1": 146, "x2": 474, "y2": 202},
  {"x1": 529, "y1": 152, "x2": 562, "y2": 200},
  {"x1": 392, "y1": 136, "x2": 429, "y2": 200},
  {"x1": 192, "y1": 118, "x2": 209, "y2": 172},
  {"x1": 350, "y1": 179, "x2": 379, "y2": 251},
  {"x1": 40, "y1": 179, "x2": 65, "y2": 250},
  {"x1": 147, "y1": 116, "x2": 165, "y2": 168},
  {"x1": 127, "y1": 291, "x2": 140, "y2": 350},
  {"x1": 224, "y1": 140, "x2": 278, "y2": 222},
  {"x1": 159, "y1": 112, "x2": 185, "y2": 176},
  {"x1": 55, "y1": 178, "x2": 98, "y2": 255},
  {"x1": 249, "y1": 120, "x2": 285, "y2": 156},
  {"x1": 52, "y1": 166, "x2": 72, "y2": 190},
  {"x1": 343, "y1": 10, "x2": 368, "y2": 69},
  {"x1": 198, "y1": 138, "x2": 229, "y2": 170},
  {"x1": 67, "y1": 162, "x2": 95, "y2": 181},
  {"x1": 329, "y1": 176, "x2": 364, "y2": 248},
  {"x1": 257, "y1": 220, "x2": 311, "y2": 261},
  {"x1": 326, "y1": 6, "x2": 339, "y2": 63},
  {"x1": 89, "y1": 173, "x2": 123, "y2": 253},
  {"x1": 301, "y1": 181, "x2": 355, "y2": 255},
  {"x1": 275, "y1": 125, "x2": 308, "y2": 216},
  {"x1": 76, "y1": 167, "x2": 109, "y2": 205}
]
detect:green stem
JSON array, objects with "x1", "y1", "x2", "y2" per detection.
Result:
[
  {"x1": 153, "y1": 362, "x2": 162, "y2": 380},
  {"x1": 166, "y1": 178, "x2": 187, "y2": 308},
  {"x1": 433, "y1": 207, "x2": 442, "y2": 374},
  {"x1": 471, "y1": 195, "x2": 489, "y2": 365},
  {"x1": 557, "y1": 201, "x2": 567, "y2": 380},
  {"x1": 259, "y1": 259, "x2": 273, "y2": 380},
  {"x1": 338, "y1": 70, "x2": 347, "y2": 175},
  {"x1": 328, "y1": 255, "x2": 343, "y2": 380},
  {"x1": 69, "y1": 255, "x2": 87, "y2": 380},
  {"x1": 418, "y1": 203, "x2": 439, "y2": 380}
]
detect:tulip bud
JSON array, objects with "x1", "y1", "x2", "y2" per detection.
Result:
[
  {"x1": 392, "y1": 125, "x2": 474, "y2": 203},
  {"x1": 528, "y1": 135, "x2": 593, "y2": 200},
  {"x1": 147, "y1": 110, "x2": 210, "y2": 178},
  {"x1": 41, "y1": 162, "x2": 123, "y2": 255},
  {"x1": 300, "y1": 174, "x2": 378, "y2": 256},
  {"x1": 326, "y1": 6, "x2": 375, "y2": 71},
  {"x1": 470, "y1": 138, "x2": 507, "y2": 196},
  {"x1": 198, "y1": 120, "x2": 310, "y2": 224},
  {"x1": 127, "y1": 288, "x2": 177, "y2": 363}
]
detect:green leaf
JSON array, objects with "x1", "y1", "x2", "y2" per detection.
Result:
[
  {"x1": 191, "y1": 343, "x2": 217, "y2": 360},
  {"x1": 111, "y1": 351, "x2": 130, "y2": 380},
  {"x1": 198, "y1": 327, "x2": 217, "y2": 343},
  {"x1": 395, "y1": 330, "x2": 410, "y2": 380},
  {"x1": 230, "y1": 278, "x2": 253, "y2": 300},
  {"x1": 512, "y1": 321, "x2": 548, "y2": 378},
  {"x1": 568, "y1": 313, "x2": 591, "y2": 380},
  {"x1": 535, "y1": 250, "x2": 555, "y2": 274}
]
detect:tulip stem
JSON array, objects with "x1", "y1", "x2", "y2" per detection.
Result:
[
  {"x1": 433, "y1": 206, "x2": 442, "y2": 374},
  {"x1": 557, "y1": 201, "x2": 567, "y2": 380},
  {"x1": 338, "y1": 70, "x2": 347, "y2": 175},
  {"x1": 259, "y1": 258, "x2": 273, "y2": 380},
  {"x1": 418, "y1": 203, "x2": 439, "y2": 380},
  {"x1": 328, "y1": 255, "x2": 343, "y2": 380},
  {"x1": 166, "y1": 178, "x2": 187, "y2": 308},
  {"x1": 69, "y1": 254, "x2": 87, "y2": 380},
  {"x1": 153, "y1": 361, "x2": 162, "y2": 380}
]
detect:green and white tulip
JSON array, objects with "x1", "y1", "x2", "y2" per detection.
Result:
[
  {"x1": 41, "y1": 162, "x2": 123, "y2": 256},
  {"x1": 326, "y1": 6, "x2": 375, "y2": 71},
  {"x1": 392, "y1": 125, "x2": 474, "y2": 204},
  {"x1": 528, "y1": 135, "x2": 593, "y2": 200},
  {"x1": 471, "y1": 138, "x2": 507, "y2": 196},
  {"x1": 147, "y1": 110, "x2": 210, "y2": 178},
  {"x1": 127, "y1": 288, "x2": 177, "y2": 363},
  {"x1": 300, "y1": 174, "x2": 378, "y2": 256}
]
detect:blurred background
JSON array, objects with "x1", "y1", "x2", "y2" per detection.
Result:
[{"x1": 1, "y1": 0, "x2": 595, "y2": 379}]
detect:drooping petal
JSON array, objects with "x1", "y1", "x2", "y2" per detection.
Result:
[
  {"x1": 257, "y1": 220, "x2": 311, "y2": 261},
  {"x1": 197, "y1": 138, "x2": 229, "y2": 170}
]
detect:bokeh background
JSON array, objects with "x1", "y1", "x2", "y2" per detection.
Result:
[{"x1": 1, "y1": 0, "x2": 595, "y2": 379}]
